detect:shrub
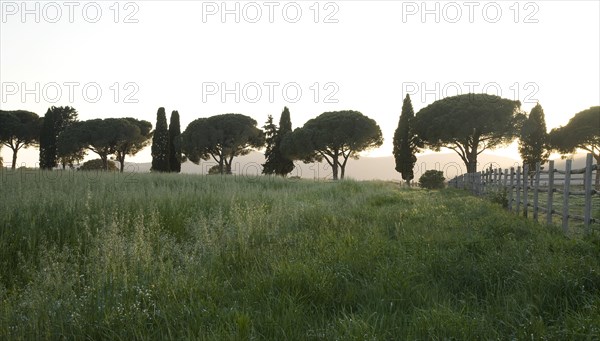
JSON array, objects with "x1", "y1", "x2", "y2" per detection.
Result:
[
  {"x1": 208, "y1": 165, "x2": 222, "y2": 175},
  {"x1": 488, "y1": 187, "x2": 509, "y2": 208},
  {"x1": 419, "y1": 170, "x2": 445, "y2": 189},
  {"x1": 207, "y1": 164, "x2": 234, "y2": 175},
  {"x1": 79, "y1": 159, "x2": 118, "y2": 171}
]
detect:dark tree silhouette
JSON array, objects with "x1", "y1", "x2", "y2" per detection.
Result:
[
  {"x1": 80, "y1": 158, "x2": 118, "y2": 171},
  {"x1": 419, "y1": 170, "x2": 445, "y2": 189},
  {"x1": 393, "y1": 94, "x2": 420, "y2": 185},
  {"x1": 262, "y1": 114, "x2": 277, "y2": 173},
  {"x1": 0, "y1": 110, "x2": 40, "y2": 169},
  {"x1": 151, "y1": 107, "x2": 170, "y2": 172},
  {"x1": 180, "y1": 114, "x2": 265, "y2": 174},
  {"x1": 168, "y1": 110, "x2": 182, "y2": 173},
  {"x1": 413, "y1": 94, "x2": 524, "y2": 173},
  {"x1": 519, "y1": 103, "x2": 550, "y2": 173},
  {"x1": 58, "y1": 118, "x2": 144, "y2": 171},
  {"x1": 58, "y1": 147, "x2": 85, "y2": 170},
  {"x1": 58, "y1": 120, "x2": 108, "y2": 170},
  {"x1": 550, "y1": 106, "x2": 600, "y2": 188},
  {"x1": 39, "y1": 109, "x2": 56, "y2": 170},
  {"x1": 282, "y1": 110, "x2": 383, "y2": 180},
  {"x1": 39, "y1": 106, "x2": 79, "y2": 170},
  {"x1": 263, "y1": 107, "x2": 295, "y2": 176},
  {"x1": 114, "y1": 118, "x2": 153, "y2": 172}
]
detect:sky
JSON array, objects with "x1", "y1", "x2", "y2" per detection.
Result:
[{"x1": 1, "y1": 0, "x2": 599, "y2": 168}]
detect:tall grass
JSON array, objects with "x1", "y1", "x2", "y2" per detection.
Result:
[
  {"x1": 485, "y1": 181, "x2": 600, "y2": 235},
  {"x1": 1, "y1": 170, "x2": 599, "y2": 339}
]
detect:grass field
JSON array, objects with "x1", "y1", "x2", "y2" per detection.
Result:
[
  {"x1": 482, "y1": 181, "x2": 600, "y2": 236},
  {"x1": 1, "y1": 170, "x2": 600, "y2": 340}
]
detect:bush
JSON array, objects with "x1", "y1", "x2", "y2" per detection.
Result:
[
  {"x1": 419, "y1": 170, "x2": 445, "y2": 189},
  {"x1": 79, "y1": 159, "x2": 118, "y2": 171},
  {"x1": 488, "y1": 188, "x2": 509, "y2": 208},
  {"x1": 207, "y1": 164, "x2": 234, "y2": 175}
]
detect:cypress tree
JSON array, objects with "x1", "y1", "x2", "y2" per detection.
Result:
[
  {"x1": 262, "y1": 115, "x2": 278, "y2": 175},
  {"x1": 168, "y1": 110, "x2": 182, "y2": 173},
  {"x1": 151, "y1": 107, "x2": 170, "y2": 172},
  {"x1": 519, "y1": 103, "x2": 550, "y2": 173},
  {"x1": 393, "y1": 94, "x2": 419, "y2": 185},
  {"x1": 39, "y1": 106, "x2": 78, "y2": 170},
  {"x1": 275, "y1": 107, "x2": 294, "y2": 176},
  {"x1": 262, "y1": 107, "x2": 294, "y2": 176},
  {"x1": 39, "y1": 108, "x2": 57, "y2": 169}
]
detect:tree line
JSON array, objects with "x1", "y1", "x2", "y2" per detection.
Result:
[
  {"x1": 179, "y1": 108, "x2": 383, "y2": 180},
  {"x1": 392, "y1": 94, "x2": 599, "y2": 188},
  {"x1": 0, "y1": 94, "x2": 598, "y2": 186}
]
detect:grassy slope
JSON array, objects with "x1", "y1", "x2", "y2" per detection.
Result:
[{"x1": 1, "y1": 171, "x2": 599, "y2": 340}]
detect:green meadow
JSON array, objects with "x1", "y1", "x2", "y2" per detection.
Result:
[{"x1": 1, "y1": 170, "x2": 599, "y2": 340}]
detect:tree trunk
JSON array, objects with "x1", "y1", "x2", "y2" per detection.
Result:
[
  {"x1": 332, "y1": 162, "x2": 338, "y2": 180},
  {"x1": 340, "y1": 162, "x2": 345, "y2": 180},
  {"x1": 595, "y1": 155, "x2": 600, "y2": 190},
  {"x1": 340, "y1": 153, "x2": 351, "y2": 180},
  {"x1": 101, "y1": 155, "x2": 108, "y2": 171},
  {"x1": 331, "y1": 150, "x2": 339, "y2": 180},
  {"x1": 466, "y1": 146, "x2": 478, "y2": 173},
  {"x1": 119, "y1": 154, "x2": 125, "y2": 173},
  {"x1": 11, "y1": 150, "x2": 17, "y2": 170},
  {"x1": 530, "y1": 172, "x2": 535, "y2": 187},
  {"x1": 227, "y1": 155, "x2": 235, "y2": 175},
  {"x1": 466, "y1": 159, "x2": 477, "y2": 173}
]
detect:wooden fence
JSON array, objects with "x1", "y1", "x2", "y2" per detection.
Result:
[{"x1": 448, "y1": 153, "x2": 600, "y2": 235}]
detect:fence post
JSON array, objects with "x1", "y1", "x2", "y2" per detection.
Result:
[
  {"x1": 546, "y1": 160, "x2": 555, "y2": 226},
  {"x1": 509, "y1": 167, "x2": 514, "y2": 212},
  {"x1": 533, "y1": 162, "x2": 541, "y2": 222},
  {"x1": 482, "y1": 169, "x2": 487, "y2": 194},
  {"x1": 516, "y1": 166, "x2": 521, "y2": 214},
  {"x1": 583, "y1": 153, "x2": 593, "y2": 235},
  {"x1": 523, "y1": 165, "x2": 529, "y2": 217},
  {"x1": 497, "y1": 169, "x2": 501, "y2": 190},
  {"x1": 562, "y1": 159, "x2": 572, "y2": 234},
  {"x1": 468, "y1": 173, "x2": 472, "y2": 192}
]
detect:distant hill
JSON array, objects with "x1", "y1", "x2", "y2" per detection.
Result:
[
  {"x1": 124, "y1": 152, "x2": 526, "y2": 181},
  {"x1": 549, "y1": 155, "x2": 593, "y2": 170},
  {"x1": 343, "y1": 153, "x2": 521, "y2": 181}
]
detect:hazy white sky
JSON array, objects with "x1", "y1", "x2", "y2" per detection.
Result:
[{"x1": 1, "y1": 0, "x2": 599, "y2": 167}]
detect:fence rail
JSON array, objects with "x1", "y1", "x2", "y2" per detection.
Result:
[{"x1": 448, "y1": 153, "x2": 599, "y2": 235}]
